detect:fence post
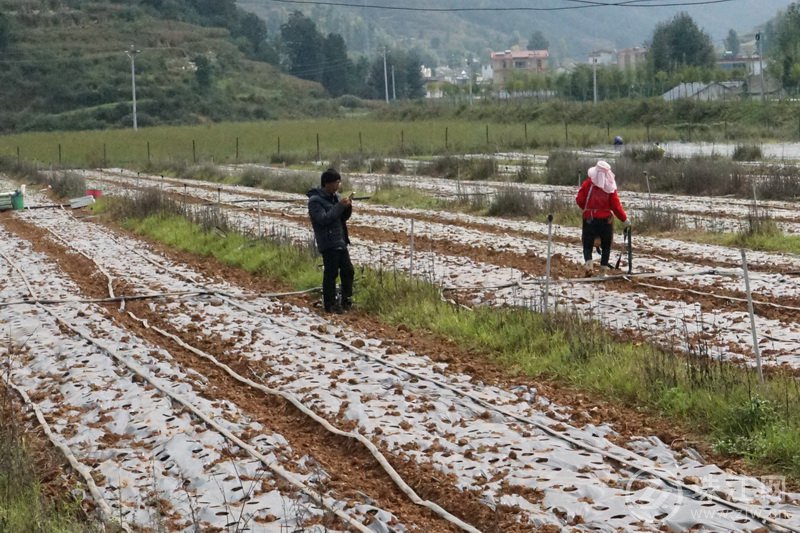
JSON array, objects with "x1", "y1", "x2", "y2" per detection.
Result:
[
  {"x1": 235, "y1": 136, "x2": 240, "y2": 163},
  {"x1": 485, "y1": 124, "x2": 489, "y2": 147},
  {"x1": 217, "y1": 187, "x2": 221, "y2": 205},
  {"x1": 257, "y1": 198, "x2": 262, "y2": 238},
  {"x1": 400, "y1": 130, "x2": 404, "y2": 153},
  {"x1": 58, "y1": 143, "x2": 62, "y2": 166},
  {"x1": 563, "y1": 122, "x2": 568, "y2": 146},
  {"x1": 147, "y1": 141, "x2": 151, "y2": 164},
  {"x1": 103, "y1": 143, "x2": 107, "y2": 168},
  {"x1": 445, "y1": 127, "x2": 449, "y2": 151},
  {"x1": 316, "y1": 133, "x2": 320, "y2": 162},
  {"x1": 359, "y1": 131, "x2": 362, "y2": 153},
  {"x1": 192, "y1": 139, "x2": 197, "y2": 163},
  {"x1": 409, "y1": 218, "x2": 415, "y2": 278},
  {"x1": 544, "y1": 214, "x2": 553, "y2": 313},
  {"x1": 277, "y1": 136, "x2": 281, "y2": 156},
  {"x1": 16, "y1": 146, "x2": 20, "y2": 166},
  {"x1": 740, "y1": 249, "x2": 764, "y2": 384},
  {"x1": 524, "y1": 123, "x2": 528, "y2": 143}
]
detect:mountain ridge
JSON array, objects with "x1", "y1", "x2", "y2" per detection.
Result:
[{"x1": 238, "y1": 0, "x2": 794, "y2": 64}]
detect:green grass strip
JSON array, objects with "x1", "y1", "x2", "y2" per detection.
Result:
[{"x1": 0, "y1": 430, "x2": 85, "y2": 532}]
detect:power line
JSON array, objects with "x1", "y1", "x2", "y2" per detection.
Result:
[{"x1": 265, "y1": 0, "x2": 740, "y2": 11}]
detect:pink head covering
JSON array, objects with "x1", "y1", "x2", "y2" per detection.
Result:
[{"x1": 588, "y1": 160, "x2": 617, "y2": 193}]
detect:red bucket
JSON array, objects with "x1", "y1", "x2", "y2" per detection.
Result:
[{"x1": 86, "y1": 189, "x2": 103, "y2": 199}]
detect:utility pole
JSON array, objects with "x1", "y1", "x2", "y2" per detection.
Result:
[
  {"x1": 125, "y1": 44, "x2": 141, "y2": 131},
  {"x1": 592, "y1": 56, "x2": 598, "y2": 105},
  {"x1": 383, "y1": 47, "x2": 389, "y2": 103},
  {"x1": 757, "y1": 33, "x2": 764, "y2": 100},
  {"x1": 391, "y1": 65, "x2": 396, "y2": 100}
]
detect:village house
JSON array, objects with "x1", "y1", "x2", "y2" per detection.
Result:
[{"x1": 490, "y1": 49, "x2": 548, "y2": 89}]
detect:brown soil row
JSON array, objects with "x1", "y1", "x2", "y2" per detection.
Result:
[{"x1": 0, "y1": 213, "x2": 523, "y2": 532}]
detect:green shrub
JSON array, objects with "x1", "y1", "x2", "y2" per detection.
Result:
[
  {"x1": 49, "y1": 171, "x2": 86, "y2": 198},
  {"x1": 622, "y1": 145, "x2": 665, "y2": 162},
  {"x1": 386, "y1": 159, "x2": 405, "y2": 174},
  {"x1": 732, "y1": 144, "x2": 763, "y2": 161},
  {"x1": 545, "y1": 151, "x2": 592, "y2": 186}
]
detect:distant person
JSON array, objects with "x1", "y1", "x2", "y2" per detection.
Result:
[
  {"x1": 307, "y1": 168, "x2": 354, "y2": 313},
  {"x1": 575, "y1": 160, "x2": 629, "y2": 276},
  {"x1": 613, "y1": 135, "x2": 624, "y2": 146}
]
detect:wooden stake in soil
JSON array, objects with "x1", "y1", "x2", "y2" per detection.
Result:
[{"x1": 740, "y1": 249, "x2": 764, "y2": 384}]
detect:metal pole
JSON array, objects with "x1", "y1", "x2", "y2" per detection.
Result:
[
  {"x1": 740, "y1": 249, "x2": 764, "y2": 384},
  {"x1": 409, "y1": 218, "x2": 415, "y2": 278},
  {"x1": 124, "y1": 45, "x2": 140, "y2": 131},
  {"x1": 626, "y1": 226, "x2": 632, "y2": 275},
  {"x1": 391, "y1": 65, "x2": 396, "y2": 100},
  {"x1": 257, "y1": 198, "x2": 262, "y2": 238},
  {"x1": 644, "y1": 171, "x2": 652, "y2": 205},
  {"x1": 592, "y1": 57, "x2": 598, "y2": 105},
  {"x1": 544, "y1": 214, "x2": 553, "y2": 313},
  {"x1": 383, "y1": 48, "x2": 389, "y2": 103},
  {"x1": 757, "y1": 33, "x2": 765, "y2": 102}
]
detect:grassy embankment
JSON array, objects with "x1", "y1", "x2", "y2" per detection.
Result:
[{"x1": 100, "y1": 191, "x2": 800, "y2": 485}]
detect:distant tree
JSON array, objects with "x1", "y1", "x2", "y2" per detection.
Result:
[
  {"x1": 281, "y1": 11, "x2": 324, "y2": 83},
  {"x1": 724, "y1": 29, "x2": 740, "y2": 56},
  {"x1": 0, "y1": 13, "x2": 10, "y2": 50},
  {"x1": 194, "y1": 54, "x2": 213, "y2": 90},
  {"x1": 321, "y1": 33, "x2": 353, "y2": 97},
  {"x1": 234, "y1": 12, "x2": 268, "y2": 57},
  {"x1": 189, "y1": 0, "x2": 237, "y2": 26},
  {"x1": 404, "y1": 50, "x2": 425, "y2": 99},
  {"x1": 647, "y1": 12, "x2": 715, "y2": 73},
  {"x1": 527, "y1": 30, "x2": 549, "y2": 51},
  {"x1": 772, "y1": 2, "x2": 800, "y2": 92},
  {"x1": 364, "y1": 49, "x2": 424, "y2": 100}
]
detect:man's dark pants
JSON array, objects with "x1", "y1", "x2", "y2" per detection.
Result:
[{"x1": 321, "y1": 248, "x2": 354, "y2": 309}]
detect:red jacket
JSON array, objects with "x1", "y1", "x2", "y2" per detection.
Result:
[{"x1": 575, "y1": 178, "x2": 627, "y2": 222}]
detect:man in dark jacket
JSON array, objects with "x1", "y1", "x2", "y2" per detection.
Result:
[{"x1": 307, "y1": 168, "x2": 354, "y2": 313}]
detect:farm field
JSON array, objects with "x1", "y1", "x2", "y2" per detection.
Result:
[
  {"x1": 86, "y1": 168, "x2": 800, "y2": 371},
  {"x1": 2, "y1": 169, "x2": 800, "y2": 532}
]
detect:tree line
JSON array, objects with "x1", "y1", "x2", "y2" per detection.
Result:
[
  {"x1": 134, "y1": 2, "x2": 425, "y2": 99},
  {"x1": 454, "y1": 6, "x2": 800, "y2": 102}
]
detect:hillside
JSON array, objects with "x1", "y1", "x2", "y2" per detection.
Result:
[
  {"x1": 239, "y1": 0, "x2": 794, "y2": 65},
  {"x1": 0, "y1": 0, "x2": 335, "y2": 132}
]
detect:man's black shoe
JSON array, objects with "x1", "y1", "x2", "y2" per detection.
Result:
[
  {"x1": 341, "y1": 299, "x2": 353, "y2": 311},
  {"x1": 324, "y1": 304, "x2": 344, "y2": 314}
]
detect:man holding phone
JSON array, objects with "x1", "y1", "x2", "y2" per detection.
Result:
[{"x1": 307, "y1": 168, "x2": 355, "y2": 314}]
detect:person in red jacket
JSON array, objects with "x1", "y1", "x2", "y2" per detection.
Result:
[{"x1": 575, "y1": 160, "x2": 629, "y2": 276}]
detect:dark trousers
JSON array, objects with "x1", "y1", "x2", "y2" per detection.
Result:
[
  {"x1": 321, "y1": 248, "x2": 354, "y2": 309},
  {"x1": 582, "y1": 218, "x2": 614, "y2": 266}
]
